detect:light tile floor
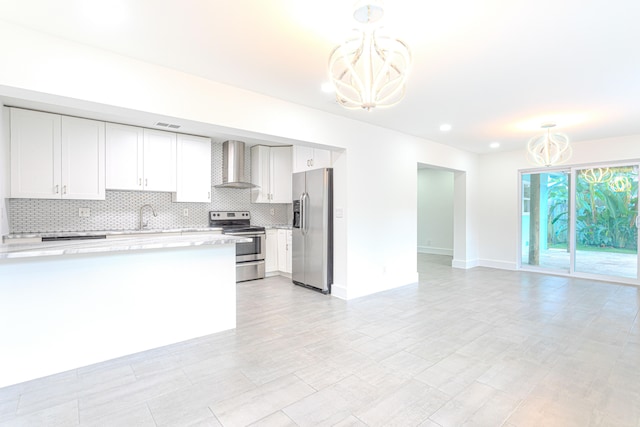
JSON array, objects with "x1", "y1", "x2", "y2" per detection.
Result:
[{"x1": 1, "y1": 254, "x2": 639, "y2": 426}]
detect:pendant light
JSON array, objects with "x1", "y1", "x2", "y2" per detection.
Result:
[
  {"x1": 526, "y1": 123, "x2": 572, "y2": 167},
  {"x1": 328, "y1": 1, "x2": 411, "y2": 111}
]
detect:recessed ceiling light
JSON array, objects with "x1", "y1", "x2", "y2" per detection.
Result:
[
  {"x1": 321, "y1": 82, "x2": 335, "y2": 93},
  {"x1": 489, "y1": 142, "x2": 500, "y2": 149},
  {"x1": 439, "y1": 124, "x2": 452, "y2": 132}
]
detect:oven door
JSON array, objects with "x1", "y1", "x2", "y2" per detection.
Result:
[{"x1": 227, "y1": 231, "x2": 265, "y2": 262}]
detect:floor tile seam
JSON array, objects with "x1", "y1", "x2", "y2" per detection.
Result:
[
  {"x1": 0, "y1": 399, "x2": 20, "y2": 423},
  {"x1": 431, "y1": 380, "x2": 512, "y2": 425},
  {"x1": 14, "y1": 386, "x2": 83, "y2": 417},
  {"x1": 10, "y1": 398, "x2": 80, "y2": 425},
  {"x1": 144, "y1": 402, "x2": 159, "y2": 427},
  {"x1": 251, "y1": 409, "x2": 299, "y2": 427},
  {"x1": 76, "y1": 374, "x2": 189, "y2": 421}
]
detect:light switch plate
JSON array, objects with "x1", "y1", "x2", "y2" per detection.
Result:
[
  {"x1": 335, "y1": 207, "x2": 344, "y2": 218},
  {"x1": 183, "y1": 208, "x2": 189, "y2": 217},
  {"x1": 78, "y1": 208, "x2": 90, "y2": 217}
]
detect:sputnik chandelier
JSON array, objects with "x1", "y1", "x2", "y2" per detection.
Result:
[
  {"x1": 328, "y1": 1, "x2": 411, "y2": 111},
  {"x1": 526, "y1": 123, "x2": 572, "y2": 167}
]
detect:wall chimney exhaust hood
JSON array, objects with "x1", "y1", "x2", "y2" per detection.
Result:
[{"x1": 215, "y1": 140, "x2": 257, "y2": 189}]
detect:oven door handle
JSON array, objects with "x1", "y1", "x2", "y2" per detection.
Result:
[{"x1": 225, "y1": 232, "x2": 264, "y2": 236}]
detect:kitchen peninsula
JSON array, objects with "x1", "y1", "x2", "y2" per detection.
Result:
[{"x1": 0, "y1": 232, "x2": 244, "y2": 388}]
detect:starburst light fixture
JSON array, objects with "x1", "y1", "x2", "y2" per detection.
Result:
[
  {"x1": 526, "y1": 123, "x2": 572, "y2": 167},
  {"x1": 328, "y1": 1, "x2": 411, "y2": 111}
]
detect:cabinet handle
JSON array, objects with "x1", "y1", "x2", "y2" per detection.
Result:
[
  {"x1": 55, "y1": 184, "x2": 59, "y2": 194},
  {"x1": 63, "y1": 185, "x2": 67, "y2": 195},
  {"x1": 139, "y1": 178, "x2": 142, "y2": 186},
  {"x1": 145, "y1": 179, "x2": 148, "y2": 187},
  {"x1": 310, "y1": 159, "x2": 314, "y2": 166}
]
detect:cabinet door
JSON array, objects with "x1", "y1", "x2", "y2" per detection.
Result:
[
  {"x1": 106, "y1": 123, "x2": 144, "y2": 191},
  {"x1": 143, "y1": 129, "x2": 176, "y2": 192},
  {"x1": 250, "y1": 145, "x2": 271, "y2": 203},
  {"x1": 265, "y1": 229, "x2": 279, "y2": 273},
  {"x1": 286, "y1": 230, "x2": 292, "y2": 274},
  {"x1": 10, "y1": 109, "x2": 61, "y2": 199},
  {"x1": 61, "y1": 116, "x2": 105, "y2": 200},
  {"x1": 277, "y1": 229, "x2": 293, "y2": 273},
  {"x1": 270, "y1": 146, "x2": 292, "y2": 203},
  {"x1": 173, "y1": 134, "x2": 211, "y2": 203},
  {"x1": 277, "y1": 229, "x2": 287, "y2": 272},
  {"x1": 292, "y1": 146, "x2": 314, "y2": 173},
  {"x1": 311, "y1": 148, "x2": 331, "y2": 169}
]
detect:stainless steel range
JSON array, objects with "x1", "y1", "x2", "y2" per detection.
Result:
[{"x1": 209, "y1": 211, "x2": 266, "y2": 282}]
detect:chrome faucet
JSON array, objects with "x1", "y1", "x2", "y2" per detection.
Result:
[{"x1": 139, "y1": 204, "x2": 157, "y2": 230}]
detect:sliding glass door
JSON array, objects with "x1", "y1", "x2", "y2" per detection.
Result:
[
  {"x1": 521, "y1": 171, "x2": 570, "y2": 272},
  {"x1": 521, "y1": 163, "x2": 639, "y2": 282},
  {"x1": 573, "y1": 165, "x2": 638, "y2": 279}
]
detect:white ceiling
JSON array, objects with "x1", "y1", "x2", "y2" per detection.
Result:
[{"x1": 1, "y1": 0, "x2": 639, "y2": 153}]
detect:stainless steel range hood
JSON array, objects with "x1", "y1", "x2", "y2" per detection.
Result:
[{"x1": 215, "y1": 140, "x2": 257, "y2": 189}]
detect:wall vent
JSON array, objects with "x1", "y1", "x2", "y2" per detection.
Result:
[{"x1": 154, "y1": 121, "x2": 181, "y2": 129}]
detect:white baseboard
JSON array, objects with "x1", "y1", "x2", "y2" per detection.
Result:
[
  {"x1": 478, "y1": 259, "x2": 518, "y2": 270},
  {"x1": 331, "y1": 283, "x2": 348, "y2": 300},
  {"x1": 418, "y1": 246, "x2": 453, "y2": 256},
  {"x1": 452, "y1": 258, "x2": 479, "y2": 269}
]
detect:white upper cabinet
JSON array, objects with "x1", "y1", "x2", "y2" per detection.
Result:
[
  {"x1": 172, "y1": 134, "x2": 211, "y2": 203},
  {"x1": 61, "y1": 116, "x2": 106, "y2": 200},
  {"x1": 10, "y1": 108, "x2": 105, "y2": 200},
  {"x1": 292, "y1": 146, "x2": 331, "y2": 173},
  {"x1": 106, "y1": 125, "x2": 176, "y2": 192},
  {"x1": 251, "y1": 145, "x2": 292, "y2": 204},
  {"x1": 106, "y1": 123, "x2": 144, "y2": 191},
  {"x1": 142, "y1": 129, "x2": 176, "y2": 192}
]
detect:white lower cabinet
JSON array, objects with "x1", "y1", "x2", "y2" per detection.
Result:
[
  {"x1": 266, "y1": 228, "x2": 292, "y2": 276},
  {"x1": 277, "y1": 229, "x2": 292, "y2": 274},
  {"x1": 265, "y1": 229, "x2": 279, "y2": 274}
]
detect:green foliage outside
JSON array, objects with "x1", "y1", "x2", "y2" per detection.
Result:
[{"x1": 546, "y1": 167, "x2": 638, "y2": 251}]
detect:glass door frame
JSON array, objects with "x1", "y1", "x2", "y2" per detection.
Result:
[
  {"x1": 518, "y1": 166, "x2": 572, "y2": 275},
  {"x1": 518, "y1": 160, "x2": 640, "y2": 285},
  {"x1": 568, "y1": 161, "x2": 639, "y2": 284}
]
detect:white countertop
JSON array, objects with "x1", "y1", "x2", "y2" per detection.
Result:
[
  {"x1": 0, "y1": 233, "x2": 246, "y2": 260},
  {"x1": 4, "y1": 227, "x2": 223, "y2": 241}
]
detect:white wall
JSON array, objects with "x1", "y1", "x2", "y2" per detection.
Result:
[
  {"x1": 417, "y1": 168, "x2": 454, "y2": 255},
  {"x1": 477, "y1": 135, "x2": 640, "y2": 270},
  {"x1": 0, "y1": 21, "x2": 481, "y2": 299}
]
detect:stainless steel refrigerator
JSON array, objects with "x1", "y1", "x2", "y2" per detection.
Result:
[{"x1": 292, "y1": 168, "x2": 333, "y2": 294}]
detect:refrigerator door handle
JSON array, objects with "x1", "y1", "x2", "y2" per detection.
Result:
[
  {"x1": 302, "y1": 192, "x2": 310, "y2": 235},
  {"x1": 300, "y1": 193, "x2": 306, "y2": 236}
]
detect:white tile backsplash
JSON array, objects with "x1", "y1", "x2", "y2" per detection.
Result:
[{"x1": 7, "y1": 141, "x2": 291, "y2": 233}]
